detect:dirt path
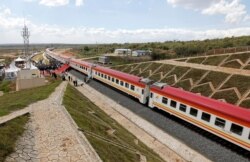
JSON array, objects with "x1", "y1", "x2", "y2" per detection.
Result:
[{"x1": 156, "y1": 60, "x2": 250, "y2": 76}]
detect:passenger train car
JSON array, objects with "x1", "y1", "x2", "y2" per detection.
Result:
[{"x1": 46, "y1": 49, "x2": 250, "y2": 151}]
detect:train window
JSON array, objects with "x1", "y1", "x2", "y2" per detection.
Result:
[
  {"x1": 104, "y1": 75, "x2": 107, "y2": 79},
  {"x1": 142, "y1": 89, "x2": 144, "y2": 94},
  {"x1": 120, "y1": 81, "x2": 124, "y2": 86},
  {"x1": 98, "y1": 72, "x2": 100, "y2": 76},
  {"x1": 179, "y1": 104, "x2": 186, "y2": 112},
  {"x1": 150, "y1": 93, "x2": 153, "y2": 98},
  {"x1": 230, "y1": 123, "x2": 243, "y2": 136},
  {"x1": 116, "y1": 79, "x2": 119, "y2": 84},
  {"x1": 108, "y1": 76, "x2": 111, "y2": 80},
  {"x1": 215, "y1": 117, "x2": 225, "y2": 128},
  {"x1": 101, "y1": 74, "x2": 103, "y2": 78},
  {"x1": 131, "y1": 85, "x2": 135, "y2": 91},
  {"x1": 125, "y1": 83, "x2": 129, "y2": 88},
  {"x1": 170, "y1": 100, "x2": 176, "y2": 108},
  {"x1": 201, "y1": 112, "x2": 211, "y2": 122},
  {"x1": 249, "y1": 133, "x2": 250, "y2": 140},
  {"x1": 162, "y1": 97, "x2": 168, "y2": 105},
  {"x1": 95, "y1": 71, "x2": 97, "y2": 75},
  {"x1": 190, "y1": 108, "x2": 198, "y2": 117}
]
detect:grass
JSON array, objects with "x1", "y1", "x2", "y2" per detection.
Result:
[
  {"x1": 149, "y1": 73, "x2": 161, "y2": 82},
  {"x1": 133, "y1": 62, "x2": 152, "y2": 71},
  {"x1": 201, "y1": 55, "x2": 228, "y2": 66},
  {"x1": 174, "y1": 79, "x2": 192, "y2": 91},
  {"x1": 199, "y1": 71, "x2": 229, "y2": 88},
  {"x1": 191, "y1": 83, "x2": 213, "y2": 97},
  {"x1": 187, "y1": 57, "x2": 206, "y2": 64},
  {"x1": 130, "y1": 69, "x2": 141, "y2": 75},
  {"x1": 166, "y1": 66, "x2": 190, "y2": 79},
  {"x1": 154, "y1": 64, "x2": 175, "y2": 75},
  {"x1": 138, "y1": 71, "x2": 150, "y2": 78},
  {"x1": 212, "y1": 89, "x2": 239, "y2": 104},
  {"x1": 225, "y1": 53, "x2": 250, "y2": 64},
  {"x1": 63, "y1": 85, "x2": 164, "y2": 162},
  {"x1": 239, "y1": 99, "x2": 250, "y2": 109},
  {"x1": 221, "y1": 60, "x2": 243, "y2": 69},
  {"x1": 161, "y1": 75, "x2": 176, "y2": 85},
  {"x1": 0, "y1": 114, "x2": 29, "y2": 162},
  {"x1": 221, "y1": 75, "x2": 250, "y2": 95},
  {"x1": 0, "y1": 81, "x2": 15, "y2": 93},
  {"x1": 0, "y1": 79, "x2": 61, "y2": 117},
  {"x1": 181, "y1": 68, "x2": 207, "y2": 83}
]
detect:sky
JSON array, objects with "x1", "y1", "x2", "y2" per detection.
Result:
[{"x1": 1, "y1": 0, "x2": 250, "y2": 44}]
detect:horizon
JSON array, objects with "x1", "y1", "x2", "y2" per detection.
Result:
[{"x1": 1, "y1": 0, "x2": 250, "y2": 44}]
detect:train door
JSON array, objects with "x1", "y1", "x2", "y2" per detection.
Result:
[{"x1": 139, "y1": 78, "x2": 153, "y2": 104}]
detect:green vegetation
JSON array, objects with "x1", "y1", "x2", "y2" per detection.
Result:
[
  {"x1": 0, "y1": 80, "x2": 61, "y2": 117},
  {"x1": 0, "y1": 114, "x2": 29, "y2": 162},
  {"x1": 166, "y1": 66, "x2": 190, "y2": 79},
  {"x1": 154, "y1": 64, "x2": 175, "y2": 75},
  {"x1": 221, "y1": 60, "x2": 242, "y2": 69},
  {"x1": 109, "y1": 56, "x2": 151, "y2": 66},
  {"x1": 130, "y1": 69, "x2": 140, "y2": 75},
  {"x1": 240, "y1": 99, "x2": 250, "y2": 109},
  {"x1": 191, "y1": 84, "x2": 213, "y2": 97},
  {"x1": 201, "y1": 55, "x2": 228, "y2": 66},
  {"x1": 138, "y1": 71, "x2": 150, "y2": 78},
  {"x1": 181, "y1": 69, "x2": 207, "y2": 83},
  {"x1": 71, "y1": 36, "x2": 250, "y2": 60},
  {"x1": 63, "y1": 85, "x2": 163, "y2": 162},
  {"x1": 161, "y1": 76, "x2": 176, "y2": 85},
  {"x1": 186, "y1": 57, "x2": 206, "y2": 64},
  {"x1": 199, "y1": 71, "x2": 229, "y2": 88},
  {"x1": 221, "y1": 75, "x2": 250, "y2": 94},
  {"x1": 0, "y1": 81, "x2": 15, "y2": 93},
  {"x1": 133, "y1": 62, "x2": 152, "y2": 71},
  {"x1": 175, "y1": 79, "x2": 192, "y2": 91},
  {"x1": 149, "y1": 73, "x2": 161, "y2": 82},
  {"x1": 224, "y1": 53, "x2": 250, "y2": 64},
  {"x1": 212, "y1": 90, "x2": 239, "y2": 104}
]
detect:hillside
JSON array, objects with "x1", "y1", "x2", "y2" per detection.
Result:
[{"x1": 111, "y1": 51, "x2": 250, "y2": 109}]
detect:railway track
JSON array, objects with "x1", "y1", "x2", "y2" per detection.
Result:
[{"x1": 69, "y1": 69, "x2": 250, "y2": 162}]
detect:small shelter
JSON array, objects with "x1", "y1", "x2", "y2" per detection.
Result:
[{"x1": 114, "y1": 49, "x2": 132, "y2": 55}]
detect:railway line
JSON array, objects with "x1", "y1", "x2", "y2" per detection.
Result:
[{"x1": 69, "y1": 69, "x2": 250, "y2": 162}]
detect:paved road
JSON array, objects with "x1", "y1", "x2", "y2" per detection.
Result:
[
  {"x1": 5, "y1": 82, "x2": 101, "y2": 162},
  {"x1": 69, "y1": 69, "x2": 250, "y2": 162}
]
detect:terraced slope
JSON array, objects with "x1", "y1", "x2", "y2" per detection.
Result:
[{"x1": 111, "y1": 51, "x2": 250, "y2": 109}]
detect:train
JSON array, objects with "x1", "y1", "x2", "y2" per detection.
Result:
[{"x1": 46, "y1": 49, "x2": 250, "y2": 151}]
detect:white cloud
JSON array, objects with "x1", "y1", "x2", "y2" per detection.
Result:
[
  {"x1": 167, "y1": 0, "x2": 249, "y2": 24},
  {"x1": 37, "y1": 0, "x2": 84, "y2": 7},
  {"x1": 1, "y1": 6, "x2": 250, "y2": 44},
  {"x1": 39, "y1": 0, "x2": 69, "y2": 7},
  {"x1": 75, "y1": 0, "x2": 84, "y2": 6}
]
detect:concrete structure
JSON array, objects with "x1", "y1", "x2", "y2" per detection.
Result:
[
  {"x1": 98, "y1": 56, "x2": 110, "y2": 64},
  {"x1": 114, "y1": 49, "x2": 132, "y2": 55},
  {"x1": 16, "y1": 69, "x2": 45, "y2": 91},
  {"x1": 132, "y1": 50, "x2": 152, "y2": 57}
]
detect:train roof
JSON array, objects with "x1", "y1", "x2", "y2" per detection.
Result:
[
  {"x1": 151, "y1": 85, "x2": 250, "y2": 126},
  {"x1": 70, "y1": 59, "x2": 92, "y2": 67},
  {"x1": 94, "y1": 66, "x2": 145, "y2": 88}
]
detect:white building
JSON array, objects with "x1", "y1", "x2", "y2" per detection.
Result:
[
  {"x1": 114, "y1": 49, "x2": 132, "y2": 55},
  {"x1": 132, "y1": 50, "x2": 152, "y2": 57}
]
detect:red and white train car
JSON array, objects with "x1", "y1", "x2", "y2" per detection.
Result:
[
  {"x1": 149, "y1": 83, "x2": 250, "y2": 151},
  {"x1": 92, "y1": 66, "x2": 152, "y2": 104}
]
